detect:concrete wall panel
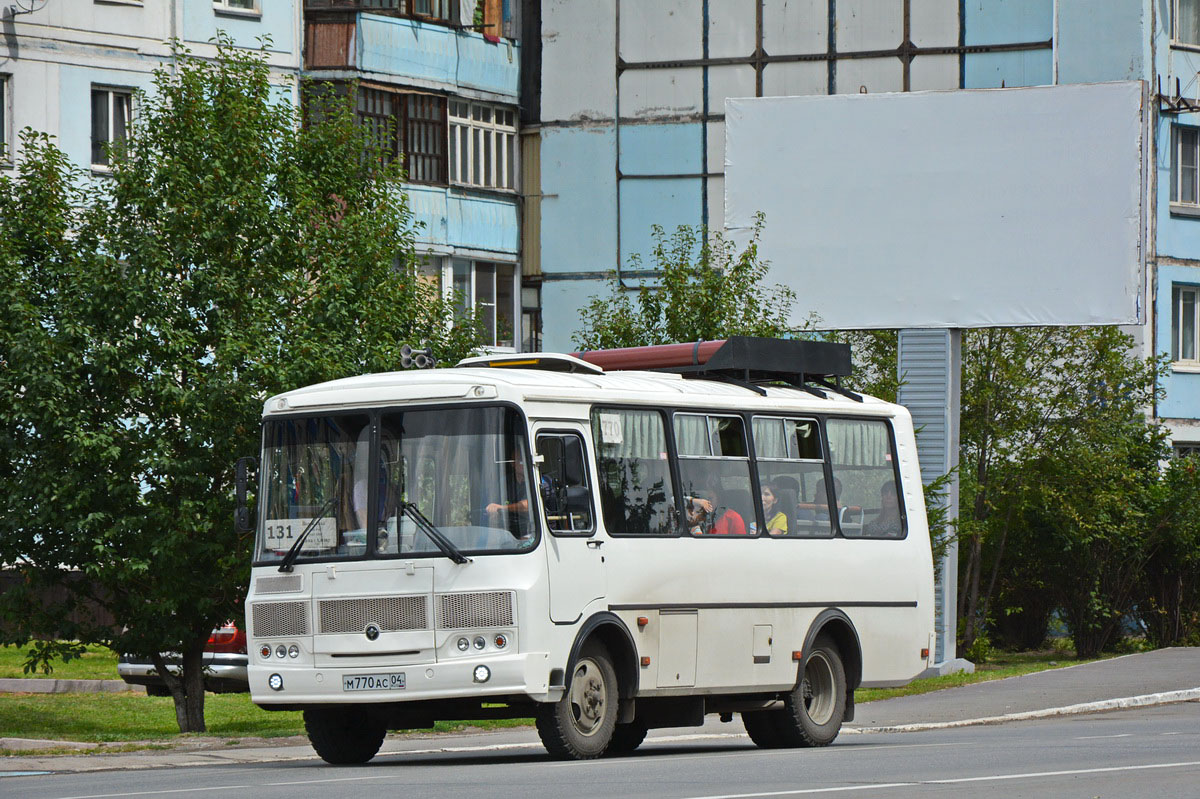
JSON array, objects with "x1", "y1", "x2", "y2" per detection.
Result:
[
  {"x1": 963, "y1": 49, "x2": 1052, "y2": 88},
  {"x1": 835, "y1": 57, "x2": 904, "y2": 94},
  {"x1": 707, "y1": 64, "x2": 757, "y2": 109},
  {"x1": 837, "y1": 0, "x2": 904, "y2": 52},
  {"x1": 541, "y1": 0, "x2": 616, "y2": 122},
  {"x1": 910, "y1": 54, "x2": 960, "y2": 90},
  {"x1": 762, "y1": 0, "x2": 826, "y2": 54},
  {"x1": 619, "y1": 122, "x2": 702, "y2": 175},
  {"x1": 762, "y1": 61, "x2": 828, "y2": 97},
  {"x1": 708, "y1": 0, "x2": 758, "y2": 58},
  {"x1": 910, "y1": 0, "x2": 960, "y2": 47},
  {"x1": 707, "y1": 120, "x2": 725, "y2": 173},
  {"x1": 707, "y1": 174, "x2": 725, "y2": 231},
  {"x1": 963, "y1": 0, "x2": 1052, "y2": 46},
  {"x1": 539, "y1": 126, "x2": 618, "y2": 274},
  {"x1": 619, "y1": 0, "x2": 702, "y2": 62},
  {"x1": 619, "y1": 68, "x2": 703, "y2": 118},
  {"x1": 619, "y1": 177, "x2": 703, "y2": 267}
]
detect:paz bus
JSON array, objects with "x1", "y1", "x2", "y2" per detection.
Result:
[{"x1": 239, "y1": 337, "x2": 935, "y2": 763}]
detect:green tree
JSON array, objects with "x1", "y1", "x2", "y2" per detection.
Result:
[
  {"x1": 1139, "y1": 454, "x2": 1200, "y2": 646},
  {"x1": 572, "y1": 215, "x2": 809, "y2": 350},
  {"x1": 0, "y1": 39, "x2": 481, "y2": 733}
]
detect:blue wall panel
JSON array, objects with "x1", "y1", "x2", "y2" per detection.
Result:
[
  {"x1": 963, "y1": 50, "x2": 1052, "y2": 88},
  {"x1": 619, "y1": 123, "x2": 703, "y2": 175},
  {"x1": 182, "y1": 0, "x2": 296, "y2": 54},
  {"x1": 963, "y1": 0, "x2": 1052, "y2": 46},
  {"x1": 59, "y1": 65, "x2": 154, "y2": 170},
  {"x1": 1055, "y1": 0, "x2": 1147, "y2": 84},
  {"x1": 358, "y1": 15, "x2": 518, "y2": 99},
  {"x1": 540, "y1": 126, "x2": 618, "y2": 275},
  {"x1": 1157, "y1": 263, "x2": 1200, "y2": 420},
  {"x1": 407, "y1": 185, "x2": 449, "y2": 247},
  {"x1": 619, "y1": 178, "x2": 703, "y2": 269}
]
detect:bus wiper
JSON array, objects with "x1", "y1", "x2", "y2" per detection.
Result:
[
  {"x1": 400, "y1": 502, "x2": 470, "y2": 564},
  {"x1": 277, "y1": 492, "x2": 339, "y2": 573}
]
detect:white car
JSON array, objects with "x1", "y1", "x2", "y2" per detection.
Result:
[{"x1": 117, "y1": 623, "x2": 248, "y2": 695}]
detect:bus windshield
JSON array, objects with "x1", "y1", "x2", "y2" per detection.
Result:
[{"x1": 255, "y1": 406, "x2": 537, "y2": 564}]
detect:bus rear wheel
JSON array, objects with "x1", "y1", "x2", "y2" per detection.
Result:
[
  {"x1": 537, "y1": 642, "x2": 618, "y2": 759},
  {"x1": 304, "y1": 707, "x2": 386, "y2": 764},
  {"x1": 778, "y1": 634, "x2": 847, "y2": 747}
]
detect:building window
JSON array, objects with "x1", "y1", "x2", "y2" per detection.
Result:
[
  {"x1": 214, "y1": 0, "x2": 258, "y2": 12},
  {"x1": 1175, "y1": 442, "x2": 1200, "y2": 458},
  {"x1": 91, "y1": 87, "x2": 132, "y2": 169},
  {"x1": 451, "y1": 259, "x2": 516, "y2": 348},
  {"x1": 354, "y1": 87, "x2": 446, "y2": 185},
  {"x1": 1177, "y1": 0, "x2": 1200, "y2": 45},
  {"x1": 1, "y1": 75, "x2": 9, "y2": 164},
  {"x1": 449, "y1": 100, "x2": 517, "y2": 190},
  {"x1": 1174, "y1": 285, "x2": 1199, "y2": 363},
  {"x1": 521, "y1": 283, "x2": 541, "y2": 352},
  {"x1": 1172, "y1": 126, "x2": 1200, "y2": 207}
]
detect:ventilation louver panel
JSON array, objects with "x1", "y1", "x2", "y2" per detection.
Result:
[
  {"x1": 438, "y1": 592, "x2": 514, "y2": 629},
  {"x1": 318, "y1": 596, "x2": 429, "y2": 634},
  {"x1": 255, "y1": 574, "x2": 303, "y2": 594},
  {"x1": 251, "y1": 601, "x2": 310, "y2": 637}
]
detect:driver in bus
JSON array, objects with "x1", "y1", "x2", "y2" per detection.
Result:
[{"x1": 486, "y1": 446, "x2": 550, "y2": 538}]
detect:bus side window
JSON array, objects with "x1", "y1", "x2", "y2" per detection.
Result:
[
  {"x1": 536, "y1": 432, "x2": 595, "y2": 534},
  {"x1": 590, "y1": 408, "x2": 677, "y2": 536},
  {"x1": 752, "y1": 416, "x2": 832, "y2": 538},
  {"x1": 826, "y1": 418, "x2": 906, "y2": 540}
]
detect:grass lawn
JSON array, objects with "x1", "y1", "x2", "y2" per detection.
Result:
[
  {"x1": 0, "y1": 644, "x2": 121, "y2": 681},
  {"x1": 0, "y1": 647, "x2": 1103, "y2": 749}
]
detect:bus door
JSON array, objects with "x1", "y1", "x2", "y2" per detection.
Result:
[{"x1": 534, "y1": 426, "x2": 606, "y2": 623}]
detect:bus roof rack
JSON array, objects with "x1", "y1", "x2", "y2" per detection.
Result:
[{"x1": 573, "y1": 336, "x2": 862, "y2": 401}]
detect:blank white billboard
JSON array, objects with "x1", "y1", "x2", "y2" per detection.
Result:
[{"x1": 725, "y1": 82, "x2": 1147, "y2": 329}]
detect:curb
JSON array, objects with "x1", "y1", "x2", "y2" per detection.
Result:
[
  {"x1": 846, "y1": 688, "x2": 1200, "y2": 734},
  {"x1": 0, "y1": 678, "x2": 137, "y2": 695}
]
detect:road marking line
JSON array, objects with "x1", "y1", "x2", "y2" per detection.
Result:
[
  {"x1": 547, "y1": 740, "x2": 971, "y2": 768},
  {"x1": 57, "y1": 785, "x2": 253, "y2": 799},
  {"x1": 1075, "y1": 733, "x2": 1133, "y2": 739},
  {"x1": 681, "y1": 759, "x2": 1200, "y2": 799}
]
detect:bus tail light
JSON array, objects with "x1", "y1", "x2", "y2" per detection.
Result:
[
  {"x1": 921, "y1": 648, "x2": 930, "y2": 659},
  {"x1": 792, "y1": 650, "x2": 803, "y2": 661}
]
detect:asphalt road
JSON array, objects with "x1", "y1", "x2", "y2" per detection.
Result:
[{"x1": 5, "y1": 702, "x2": 1199, "y2": 799}]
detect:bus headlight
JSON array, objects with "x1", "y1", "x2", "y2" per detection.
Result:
[{"x1": 457, "y1": 637, "x2": 470, "y2": 652}]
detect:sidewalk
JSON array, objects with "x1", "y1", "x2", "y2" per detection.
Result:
[{"x1": 2, "y1": 647, "x2": 1198, "y2": 775}]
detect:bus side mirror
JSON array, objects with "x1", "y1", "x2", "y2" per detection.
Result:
[{"x1": 235, "y1": 456, "x2": 257, "y2": 534}]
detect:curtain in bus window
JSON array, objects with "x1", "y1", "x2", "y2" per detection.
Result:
[
  {"x1": 676, "y1": 414, "x2": 754, "y2": 536},
  {"x1": 826, "y1": 418, "x2": 905, "y2": 539},
  {"x1": 591, "y1": 408, "x2": 676, "y2": 535}
]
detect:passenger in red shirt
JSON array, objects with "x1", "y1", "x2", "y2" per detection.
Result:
[{"x1": 686, "y1": 490, "x2": 748, "y2": 535}]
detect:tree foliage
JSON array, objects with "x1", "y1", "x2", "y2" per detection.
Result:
[
  {"x1": 0, "y1": 38, "x2": 481, "y2": 732},
  {"x1": 571, "y1": 215, "x2": 810, "y2": 350}
]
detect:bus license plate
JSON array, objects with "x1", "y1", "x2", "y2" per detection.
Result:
[{"x1": 343, "y1": 672, "x2": 406, "y2": 691}]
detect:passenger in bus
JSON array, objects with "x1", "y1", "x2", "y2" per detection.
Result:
[
  {"x1": 864, "y1": 481, "x2": 902, "y2": 538},
  {"x1": 686, "y1": 489, "x2": 748, "y2": 535},
  {"x1": 814, "y1": 476, "x2": 843, "y2": 521},
  {"x1": 759, "y1": 483, "x2": 791, "y2": 537}
]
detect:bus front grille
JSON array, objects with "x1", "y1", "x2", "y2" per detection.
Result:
[
  {"x1": 318, "y1": 596, "x2": 429, "y2": 634},
  {"x1": 438, "y1": 592, "x2": 514, "y2": 629},
  {"x1": 251, "y1": 601, "x2": 310, "y2": 637},
  {"x1": 255, "y1": 574, "x2": 303, "y2": 594}
]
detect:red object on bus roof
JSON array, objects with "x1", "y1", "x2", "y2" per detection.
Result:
[{"x1": 571, "y1": 340, "x2": 727, "y2": 371}]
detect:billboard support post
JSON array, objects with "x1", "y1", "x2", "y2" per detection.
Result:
[{"x1": 898, "y1": 328, "x2": 974, "y2": 676}]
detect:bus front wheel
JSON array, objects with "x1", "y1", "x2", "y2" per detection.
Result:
[
  {"x1": 537, "y1": 642, "x2": 618, "y2": 759},
  {"x1": 304, "y1": 707, "x2": 386, "y2": 764},
  {"x1": 779, "y1": 633, "x2": 846, "y2": 747}
]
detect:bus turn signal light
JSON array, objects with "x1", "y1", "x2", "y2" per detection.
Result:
[
  {"x1": 921, "y1": 648, "x2": 930, "y2": 659},
  {"x1": 640, "y1": 656, "x2": 651, "y2": 667},
  {"x1": 792, "y1": 650, "x2": 803, "y2": 661},
  {"x1": 637, "y1": 616, "x2": 649, "y2": 628}
]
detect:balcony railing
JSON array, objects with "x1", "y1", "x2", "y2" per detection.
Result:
[{"x1": 304, "y1": 0, "x2": 457, "y2": 25}]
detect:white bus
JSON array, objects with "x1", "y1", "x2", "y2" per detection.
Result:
[{"x1": 241, "y1": 338, "x2": 935, "y2": 763}]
